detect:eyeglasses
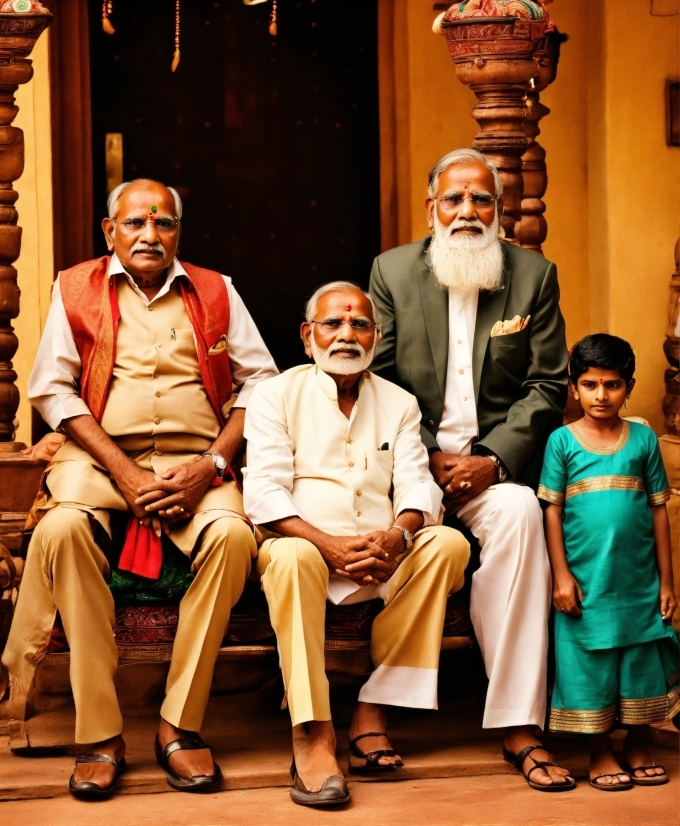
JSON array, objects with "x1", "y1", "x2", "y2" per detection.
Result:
[
  {"x1": 114, "y1": 217, "x2": 181, "y2": 233},
  {"x1": 310, "y1": 317, "x2": 378, "y2": 332},
  {"x1": 436, "y1": 192, "x2": 498, "y2": 211}
]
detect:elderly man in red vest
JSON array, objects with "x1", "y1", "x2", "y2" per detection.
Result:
[{"x1": 2, "y1": 179, "x2": 278, "y2": 797}]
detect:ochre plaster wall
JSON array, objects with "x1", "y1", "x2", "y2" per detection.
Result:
[
  {"x1": 382, "y1": 0, "x2": 679, "y2": 434},
  {"x1": 13, "y1": 33, "x2": 54, "y2": 447}
]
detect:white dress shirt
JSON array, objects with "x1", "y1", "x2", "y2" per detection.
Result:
[
  {"x1": 436, "y1": 289, "x2": 479, "y2": 456},
  {"x1": 28, "y1": 254, "x2": 278, "y2": 430}
]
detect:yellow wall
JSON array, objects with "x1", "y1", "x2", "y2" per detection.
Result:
[
  {"x1": 385, "y1": 0, "x2": 679, "y2": 433},
  {"x1": 12, "y1": 32, "x2": 54, "y2": 447}
]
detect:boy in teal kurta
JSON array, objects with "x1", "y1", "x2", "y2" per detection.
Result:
[{"x1": 538, "y1": 334, "x2": 679, "y2": 791}]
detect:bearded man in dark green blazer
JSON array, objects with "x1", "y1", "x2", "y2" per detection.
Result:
[{"x1": 369, "y1": 149, "x2": 574, "y2": 792}]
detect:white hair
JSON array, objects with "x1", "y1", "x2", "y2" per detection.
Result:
[
  {"x1": 305, "y1": 280, "x2": 381, "y2": 329},
  {"x1": 107, "y1": 179, "x2": 183, "y2": 219},
  {"x1": 428, "y1": 148, "x2": 503, "y2": 199}
]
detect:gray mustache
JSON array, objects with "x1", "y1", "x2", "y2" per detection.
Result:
[{"x1": 131, "y1": 242, "x2": 165, "y2": 254}]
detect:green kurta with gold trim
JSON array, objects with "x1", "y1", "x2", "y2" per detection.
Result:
[{"x1": 538, "y1": 420, "x2": 676, "y2": 650}]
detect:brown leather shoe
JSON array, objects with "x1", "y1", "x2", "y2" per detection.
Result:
[{"x1": 290, "y1": 759, "x2": 350, "y2": 807}]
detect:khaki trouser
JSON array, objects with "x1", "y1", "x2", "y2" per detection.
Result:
[
  {"x1": 256, "y1": 525, "x2": 469, "y2": 727},
  {"x1": 3, "y1": 504, "x2": 254, "y2": 743}
]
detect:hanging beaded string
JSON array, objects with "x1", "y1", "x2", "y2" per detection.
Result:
[
  {"x1": 102, "y1": 0, "x2": 115, "y2": 34},
  {"x1": 171, "y1": 0, "x2": 181, "y2": 71},
  {"x1": 269, "y1": 0, "x2": 277, "y2": 36}
]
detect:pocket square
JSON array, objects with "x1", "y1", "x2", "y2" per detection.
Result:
[{"x1": 490, "y1": 314, "x2": 531, "y2": 337}]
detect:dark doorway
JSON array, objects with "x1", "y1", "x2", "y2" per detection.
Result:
[{"x1": 88, "y1": 0, "x2": 380, "y2": 370}]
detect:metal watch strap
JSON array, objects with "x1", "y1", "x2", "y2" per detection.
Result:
[
  {"x1": 201, "y1": 451, "x2": 227, "y2": 480},
  {"x1": 390, "y1": 524, "x2": 413, "y2": 551},
  {"x1": 487, "y1": 454, "x2": 507, "y2": 483}
]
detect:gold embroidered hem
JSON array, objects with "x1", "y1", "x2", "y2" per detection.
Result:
[
  {"x1": 619, "y1": 685, "x2": 680, "y2": 725},
  {"x1": 549, "y1": 705, "x2": 617, "y2": 734},
  {"x1": 537, "y1": 484, "x2": 564, "y2": 506},
  {"x1": 551, "y1": 685, "x2": 680, "y2": 733},
  {"x1": 647, "y1": 490, "x2": 671, "y2": 506},
  {"x1": 565, "y1": 475, "x2": 645, "y2": 501},
  {"x1": 567, "y1": 420, "x2": 630, "y2": 454}
]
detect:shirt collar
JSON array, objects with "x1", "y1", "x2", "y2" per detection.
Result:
[
  {"x1": 314, "y1": 364, "x2": 370, "y2": 402},
  {"x1": 107, "y1": 252, "x2": 188, "y2": 285}
]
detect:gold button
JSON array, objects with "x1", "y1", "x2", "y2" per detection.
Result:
[
  {"x1": 348, "y1": 461, "x2": 354, "y2": 467},
  {"x1": 463, "y1": 396, "x2": 467, "y2": 401},
  {"x1": 155, "y1": 343, "x2": 161, "y2": 349},
  {"x1": 155, "y1": 391, "x2": 162, "y2": 398},
  {"x1": 458, "y1": 368, "x2": 464, "y2": 375},
  {"x1": 148, "y1": 306, "x2": 154, "y2": 311},
  {"x1": 357, "y1": 489, "x2": 362, "y2": 496},
  {"x1": 154, "y1": 417, "x2": 161, "y2": 425},
  {"x1": 153, "y1": 372, "x2": 159, "y2": 379},
  {"x1": 457, "y1": 338, "x2": 462, "y2": 344},
  {"x1": 356, "y1": 510, "x2": 361, "y2": 517},
  {"x1": 346, "y1": 438, "x2": 352, "y2": 444}
]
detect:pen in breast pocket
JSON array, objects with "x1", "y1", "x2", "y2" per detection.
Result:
[
  {"x1": 380, "y1": 442, "x2": 389, "y2": 450},
  {"x1": 171, "y1": 328, "x2": 176, "y2": 341}
]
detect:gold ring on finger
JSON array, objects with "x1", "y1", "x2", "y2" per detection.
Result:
[
  {"x1": 445, "y1": 484, "x2": 453, "y2": 495},
  {"x1": 459, "y1": 480, "x2": 471, "y2": 489},
  {"x1": 178, "y1": 507, "x2": 185, "y2": 512}
]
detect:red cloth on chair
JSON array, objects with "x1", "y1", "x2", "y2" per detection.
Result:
[{"x1": 117, "y1": 517, "x2": 163, "y2": 580}]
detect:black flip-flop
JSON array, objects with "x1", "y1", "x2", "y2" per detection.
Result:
[
  {"x1": 154, "y1": 733, "x2": 222, "y2": 792},
  {"x1": 503, "y1": 745, "x2": 575, "y2": 792},
  {"x1": 69, "y1": 752, "x2": 127, "y2": 799},
  {"x1": 589, "y1": 772, "x2": 633, "y2": 791},
  {"x1": 621, "y1": 761, "x2": 668, "y2": 786},
  {"x1": 290, "y1": 758, "x2": 350, "y2": 807},
  {"x1": 348, "y1": 731, "x2": 404, "y2": 774}
]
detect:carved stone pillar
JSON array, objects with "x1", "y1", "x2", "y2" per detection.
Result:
[
  {"x1": 0, "y1": 10, "x2": 52, "y2": 451},
  {"x1": 435, "y1": 3, "x2": 550, "y2": 244},
  {"x1": 662, "y1": 237, "x2": 680, "y2": 435}
]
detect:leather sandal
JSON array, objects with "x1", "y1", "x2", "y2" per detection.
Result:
[
  {"x1": 154, "y1": 733, "x2": 222, "y2": 792},
  {"x1": 589, "y1": 772, "x2": 633, "y2": 791},
  {"x1": 290, "y1": 758, "x2": 350, "y2": 807},
  {"x1": 621, "y1": 760, "x2": 668, "y2": 786},
  {"x1": 68, "y1": 752, "x2": 126, "y2": 799},
  {"x1": 503, "y1": 745, "x2": 575, "y2": 792},
  {"x1": 348, "y1": 731, "x2": 404, "y2": 774}
]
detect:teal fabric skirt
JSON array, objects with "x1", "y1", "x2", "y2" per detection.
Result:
[{"x1": 549, "y1": 635, "x2": 680, "y2": 734}]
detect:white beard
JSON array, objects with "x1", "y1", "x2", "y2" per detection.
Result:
[
  {"x1": 428, "y1": 212, "x2": 505, "y2": 295},
  {"x1": 311, "y1": 336, "x2": 376, "y2": 376}
]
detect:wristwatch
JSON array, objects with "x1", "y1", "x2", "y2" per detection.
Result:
[
  {"x1": 487, "y1": 454, "x2": 507, "y2": 483},
  {"x1": 390, "y1": 525, "x2": 414, "y2": 551},
  {"x1": 201, "y1": 451, "x2": 227, "y2": 481}
]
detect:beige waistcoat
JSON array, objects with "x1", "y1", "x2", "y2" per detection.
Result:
[{"x1": 43, "y1": 276, "x2": 246, "y2": 550}]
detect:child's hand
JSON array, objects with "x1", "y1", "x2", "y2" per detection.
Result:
[
  {"x1": 660, "y1": 585, "x2": 678, "y2": 621},
  {"x1": 553, "y1": 572, "x2": 583, "y2": 617}
]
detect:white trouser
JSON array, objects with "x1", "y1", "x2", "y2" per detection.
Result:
[{"x1": 456, "y1": 483, "x2": 551, "y2": 729}]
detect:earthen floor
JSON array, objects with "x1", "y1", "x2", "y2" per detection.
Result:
[{"x1": 0, "y1": 688, "x2": 677, "y2": 824}]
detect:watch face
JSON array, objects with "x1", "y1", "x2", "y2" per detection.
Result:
[{"x1": 214, "y1": 455, "x2": 227, "y2": 471}]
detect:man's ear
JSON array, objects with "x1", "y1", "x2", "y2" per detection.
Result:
[
  {"x1": 301, "y1": 322, "x2": 313, "y2": 359},
  {"x1": 102, "y1": 217, "x2": 115, "y2": 252},
  {"x1": 425, "y1": 197, "x2": 435, "y2": 233}
]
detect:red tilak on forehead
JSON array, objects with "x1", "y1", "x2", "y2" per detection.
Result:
[{"x1": 346, "y1": 303, "x2": 352, "y2": 311}]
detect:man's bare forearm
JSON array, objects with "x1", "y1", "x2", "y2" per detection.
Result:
[
  {"x1": 266, "y1": 516, "x2": 333, "y2": 551},
  {"x1": 208, "y1": 407, "x2": 246, "y2": 466},
  {"x1": 63, "y1": 414, "x2": 138, "y2": 483}
]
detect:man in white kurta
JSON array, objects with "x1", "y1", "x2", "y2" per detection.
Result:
[{"x1": 243, "y1": 282, "x2": 469, "y2": 807}]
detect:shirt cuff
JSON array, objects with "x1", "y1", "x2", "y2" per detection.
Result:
[
  {"x1": 244, "y1": 487, "x2": 300, "y2": 526},
  {"x1": 35, "y1": 395, "x2": 92, "y2": 432},
  {"x1": 394, "y1": 480, "x2": 443, "y2": 528}
]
